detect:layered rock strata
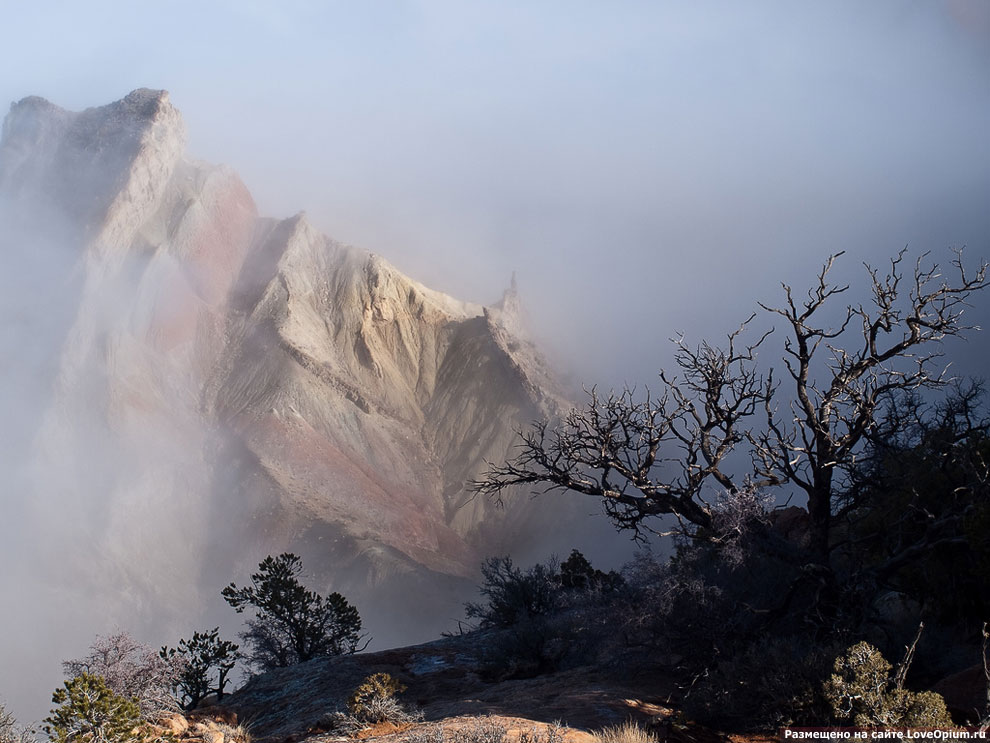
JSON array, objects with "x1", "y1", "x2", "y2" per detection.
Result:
[{"x1": 0, "y1": 89, "x2": 570, "y2": 641}]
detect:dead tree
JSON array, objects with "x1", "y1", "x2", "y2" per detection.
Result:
[
  {"x1": 752, "y1": 249, "x2": 988, "y2": 563},
  {"x1": 474, "y1": 249, "x2": 988, "y2": 562},
  {"x1": 473, "y1": 319, "x2": 774, "y2": 540}
]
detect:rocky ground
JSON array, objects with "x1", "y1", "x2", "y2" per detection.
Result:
[
  {"x1": 146, "y1": 626, "x2": 985, "y2": 743},
  {"x1": 222, "y1": 631, "x2": 670, "y2": 741},
  {"x1": 159, "y1": 631, "x2": 753, "y2": 743}
]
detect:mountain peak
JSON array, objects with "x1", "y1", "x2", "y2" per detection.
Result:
[
  {"x1": 121, "y1": 87, "x2": 170, "y2": 107},
  {"x1": 487, "y1": 271, "x2": 526, "y2": 339},
  {"x1": 0, "y1": 87, "x2": 186, "y2": 238},
  {"x1": 0, "y1": 91, "x2": 573, "y2": 690}
]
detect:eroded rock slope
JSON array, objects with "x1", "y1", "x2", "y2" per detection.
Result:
[{"x1": 0, "y1": 89, "x2": 570, "y2": 639}]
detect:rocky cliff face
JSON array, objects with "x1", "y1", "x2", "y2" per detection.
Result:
[{"x1": 0, "y1": 89, "x2": 571, "y2": 645}]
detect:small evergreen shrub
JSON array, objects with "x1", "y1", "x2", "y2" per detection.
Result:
[
  {"x1": 823, "y1": 641, "x2": 954, "y2": 727},
  {"x1": 44, "y1": 673, "x2": 143, "y2": 743},
  {"x1": 467, "y1": 550, "x2": 623, "y2": 680},
  {"x1": 465, "y1": 556, "x2": 561, "y2": 629},
  {"x1": 467, "y1": 551, "x2": 623, "y2": 632},
  {"x1": 559, "y1": 550, "x2": 624, "y2": 593},
  {"x1": 346, "y1": 673, "x2": 413, "y2": 724}
]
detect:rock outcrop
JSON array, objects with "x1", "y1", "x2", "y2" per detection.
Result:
[
  {"x1": 0, "y1": 89, "x2": 572, "y2": 643},
  {"x1": 218, "y1": 631, "x2": 667, "y2": 743}
]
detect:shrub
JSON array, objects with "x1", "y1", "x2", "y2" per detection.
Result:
[
  {"x1": 0, "y1": 704, "x2": 14, "y2": 743},
  {"x1": 559, "y1": 550, "x2": 624, "y2": 593},
  {"x1": 222, "y1": 553, "x2": 363, "y2": 672},
  {"x1": 839, "y1": 387, "x2": 990, "y2": 627},
  {"x1": 682, "y1": 635, "x2": 839, "y2": 730},
  {"x1": 477, "y1": 614, "x2": 583, "y2": 681},
  {"x1": 465, "y1": 556, "x2": 561, "y2": 629},
  {"x1": 346, "y1": 673, "x2": 413, "y2": 723},
  {"x1": 0, "y1": 703, "x2": 30, "y2": 743},
  {"x1": 823, "y1": 641, "x2": 954, "y2": 727},
  {"x1": 617, "y1": 532, "x2": 834, "y2": 731},
  {"x1": 518, "y1": 722, "x2": 564, "y2": 743},
  {"x1": 63, "y1": 632, "x2": 181, "y2": 719},
  {"x1": 466, "y1": 551, "x2": 628, "y2": 680},
  {"x1": 315, "y1": 712, "x2": 365, "y2": 737},
  {"x1": 618, "y1": 536, "x2": 793, "y2": 666},
  {"x1": 160, "y1": 628, "x2": 239, "y2": 710},
  {"x1": 44, "y1": 673, "x2": 143, "y2": 743}
]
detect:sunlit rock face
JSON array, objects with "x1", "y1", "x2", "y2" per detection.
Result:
[{"x1": 0, "y1": 89, "x2": 571, "y2": 643}]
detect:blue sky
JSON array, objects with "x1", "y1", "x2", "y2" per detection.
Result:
[{"x1": 2, "y1": 0, "x2": 989, "y2": 383}]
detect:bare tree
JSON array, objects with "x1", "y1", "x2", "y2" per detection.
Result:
[
  {"x1": 0, "y1": 704, "x2": 12, "y2": 742},
  {"x1": 474, "y1": 249, "x2": 988, "y2": 566},
  {"x1": 0, "y1": 702, "x2": 30, "y2": 743},
  {"x1": 752, "y1": 249, "x2": 988, "y2": 562},
  {"x1": 63, "y1": 631, "x2": 183, "y2": 720},
  {"x1": 474, "y1": 320, "x2": 773, "y2": 539}
]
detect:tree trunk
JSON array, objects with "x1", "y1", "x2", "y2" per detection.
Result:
[{"x1": 806, "y1": 479, "x2": 832, "y2": 566}]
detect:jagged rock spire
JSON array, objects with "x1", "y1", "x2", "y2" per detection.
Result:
[{"x1": 487, "y1": 271, "x2": 527, "y2": 339}]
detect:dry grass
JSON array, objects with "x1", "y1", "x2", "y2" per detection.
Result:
[
  {"x1": 404, "y1": 717, "x2": 570, "y2": 743},
  {"x1": 213, "y1": 722, "x2": 252, "y2": 743},
  {"x1": 591, "y1": 722, "x2": 658, "y2": 743},
  {"x1": 406, "y1": 716, "x2": 508, "y2": 743},
  {"x1": 518, "y1": 722, "x2": 565, "y2": 743},
  {"x1": 355, "y1": 721, "x2": 418, "y2": 739}
]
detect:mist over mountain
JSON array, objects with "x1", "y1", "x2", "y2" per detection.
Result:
[
  {"x1": 0, "y1": 89, "x2": 617, "y2": 721},
  {"x1": 2, "y1": 2, "x2": 989, "y2": 726}
]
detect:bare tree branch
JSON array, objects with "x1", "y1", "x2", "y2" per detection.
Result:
[
  {"x1": 474, "y1": 249, "x2": 989, "y2": 561},
  {"x1": 473, "y1": 317, "x2": 773, "y2": 539}
]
